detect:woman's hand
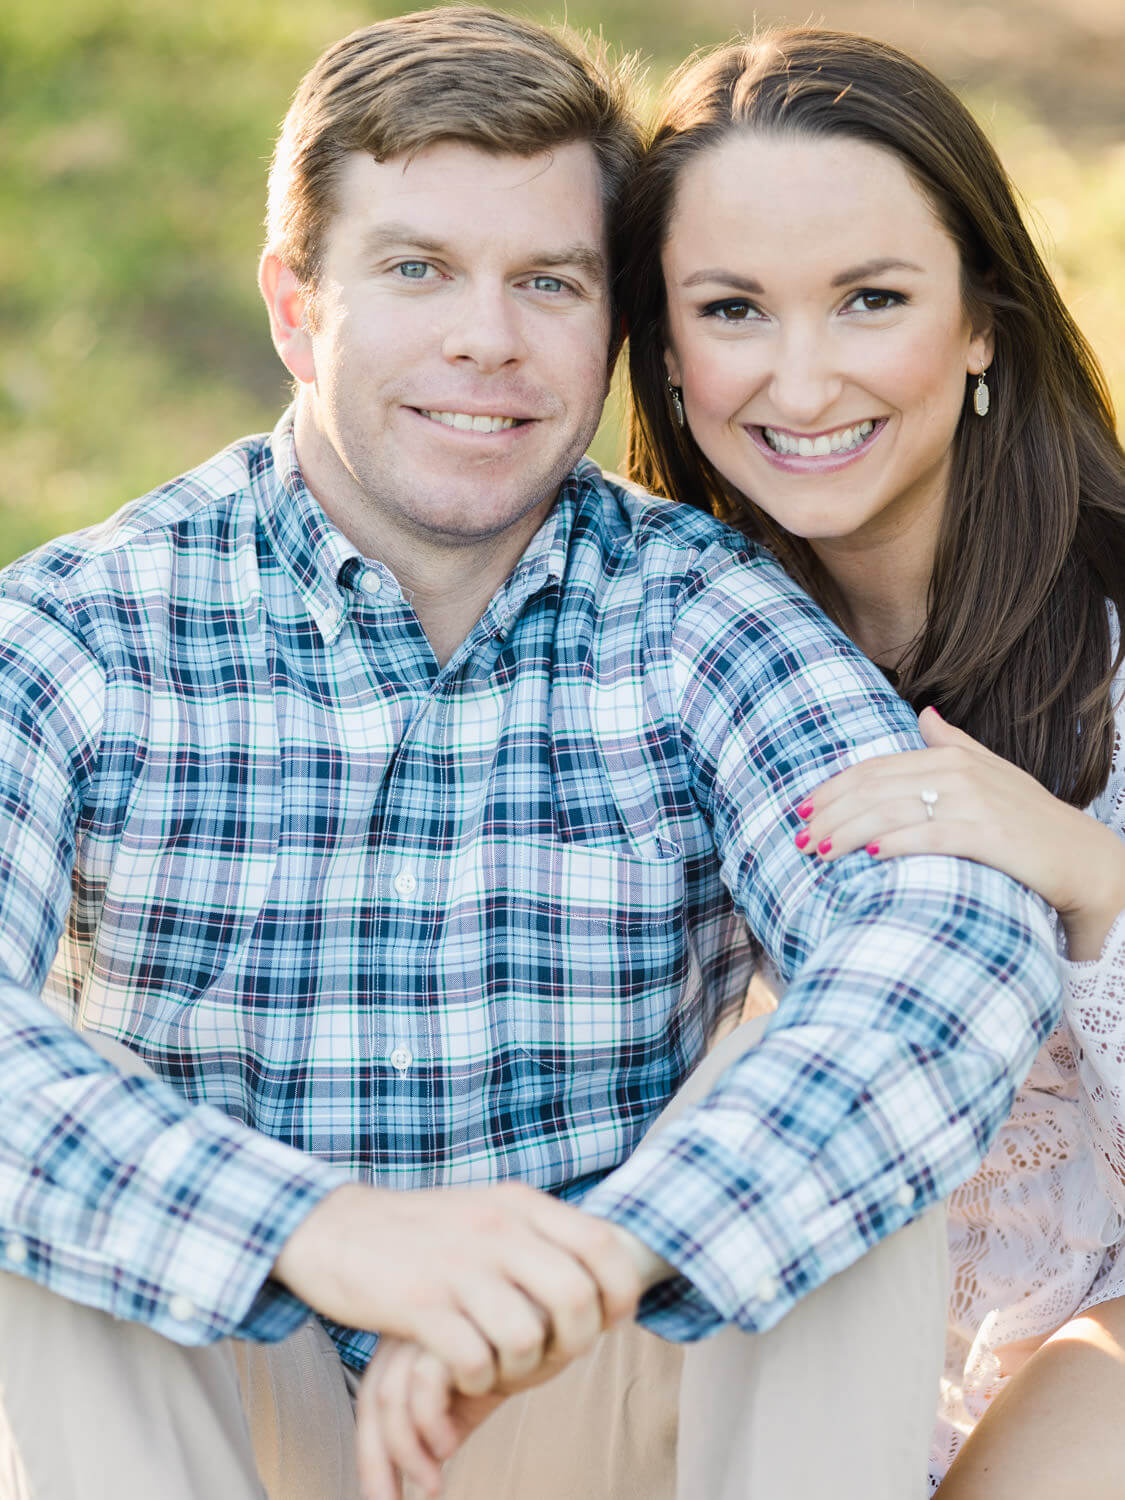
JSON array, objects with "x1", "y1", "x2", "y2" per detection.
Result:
[{"x1": 795, "y1": 707, "x2": 1125, "y2": 961}]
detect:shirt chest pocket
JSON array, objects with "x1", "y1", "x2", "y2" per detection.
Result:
[{"x1": 479, "y1": 837, "x2": 688, "y2": 1073}]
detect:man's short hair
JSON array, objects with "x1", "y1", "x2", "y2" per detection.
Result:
[{"x1": 266, "y1": 5, "x2": 641, "y2": 290}]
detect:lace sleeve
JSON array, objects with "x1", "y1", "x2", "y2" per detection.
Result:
[{"x1": 1061, "y1": 681, "x2": 1125, "y2": 1217}]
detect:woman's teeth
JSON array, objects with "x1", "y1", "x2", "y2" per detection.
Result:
[
  {"x1": 421, "y1": 410, "x2": 519, "y2": 432},
  {"x1": 762, "y1": 419, "x2": 876, "y2": 456}
]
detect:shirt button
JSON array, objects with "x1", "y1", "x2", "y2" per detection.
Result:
[
  {"x1": 895, "y1": 1183, "x2": 917, "y2": 1209},
  {"x1": 363, "y1": 573, "x2": 382, "y2": 598},
  {"x1": 168, "y1": 1294, "x2": 197, "y2": 1323},
  {"x1": 755, "y1": 1274, "x2": 779, "y2": 1304},
  {"x1": 4, "y1": 1235, "x2": 28, "y2": 1266},
  {"x1": 389, "y1": 1046, "x2": 413, "y2": 1074},
  {"x1": 393, "y1": 870, "x2": 417, "y2": 897}
]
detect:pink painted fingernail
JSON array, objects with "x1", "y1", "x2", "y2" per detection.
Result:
[
  {"x1": 817, "y1": 838, "x2": 832, "y2": 855},
  {"x1": 795, "y1": 830, "x2": 811, "y2": 849},
  {"x1": 796, "y1": 800, "x2": 814, "y2": 819},
  {"x1": 866, "y1": 842, "x2": 880, "y2": 856},
  {"x1": 927, "y1": 706, "x2": 943, "y2": 720}
]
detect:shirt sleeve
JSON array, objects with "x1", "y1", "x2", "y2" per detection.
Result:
[
  {"x1": 581, "y1": 547, "x2": 1062, "y2": 1340},
  {"x1": 0, "y1": 595, "x2": 349, "y2": 1345}
]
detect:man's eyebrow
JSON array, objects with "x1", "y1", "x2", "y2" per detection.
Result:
[
  {"x1": 361, "y1": 225, "x2": 606, "y2": 283},
  {"x1": 679, "y1": 257, "x2": 926, "y2": 293},
  {"x1": 361, "y1": 224, "x2": 449, "y2": 258},
  {"x1": 529, "y1": 245, "x2": 607, "y2": 283}
]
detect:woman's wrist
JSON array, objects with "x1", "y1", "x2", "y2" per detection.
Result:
[
  {"x1": 1058, "y1": 820, "x2": 1125, "y2": 961},
  {"x1": 1062, "y1": 901, "x2": 1125, "y2": 963}
]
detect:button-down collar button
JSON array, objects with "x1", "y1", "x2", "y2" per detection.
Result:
[
  {"x1": 389, "y1": 1046, "x2": 413, "y2": 1074},
  {"x1": 363, "y1": 572, "x2": 383, "y2": 598},
  {"x1": 4, "y1": 1235, "x2": 28, "y2": 1266},
  {"x1": 393, "y1": 870, "x2": 417, "y2": 897},
  {"x1": 755, "y1": 1273, "x2": 779, "y2": 1304},
  {"x1": 895, "y1": 1183, "x2": 917, "y2": 1209},
  {"x1": 168, "y1": 1294, "x2": 197, "y2": 1322}
]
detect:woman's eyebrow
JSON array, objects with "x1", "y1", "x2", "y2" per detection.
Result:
[
  {"x1": 680, "y1": 269, "x2": 764, "y2": 292},
  {"x1": 679, "y1": 257, "x2": 926, "y2": 293},
  {"x1": 830, "y1": 257, "x2": 925, "y2": 285}
]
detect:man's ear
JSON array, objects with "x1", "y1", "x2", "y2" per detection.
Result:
[
  {"x1": 259, "y1": 253, "x2": 316, "y2": 385},
  {"x1": 663, "y1": 346, "x2": 683, "y2": 387}
]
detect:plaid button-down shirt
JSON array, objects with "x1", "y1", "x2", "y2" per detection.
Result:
[{"x1": 0, "y1": 410, "x2": 1059, "y2": 1368}]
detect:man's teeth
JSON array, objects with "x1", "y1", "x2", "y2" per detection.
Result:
[
  {"x1": 421, "y1": 410, "x2": 519, "y2": 433},
  {"x1": 763, "y1": 420, "x2": 876, "y2": 457}
]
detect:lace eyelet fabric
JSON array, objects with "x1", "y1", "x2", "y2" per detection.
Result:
[{"x1": 931, "y1": 687, "x2": 1125, "y2": 1487}]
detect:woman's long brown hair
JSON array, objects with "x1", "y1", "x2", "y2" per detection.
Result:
[{"x1": 621, "y1": 30, "x2": 1125, "y2": 807}]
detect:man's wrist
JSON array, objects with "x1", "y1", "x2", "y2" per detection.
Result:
[
  {"x1": 607, "y1": 1223, "x2": 675, "y2": 1292},
  {"x1": 271, "y1": 1181, "x2": 369, "y2": 1296}
]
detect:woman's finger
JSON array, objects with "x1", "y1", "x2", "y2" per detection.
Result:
[
  {"x1": 799, "y1": 747, "x2": 957, "y2": 821},
  {"x1": 798, "y1": 791, "x2": 970, "y2": 862},
  {"x1": 917, "y1": 706, "x2": 993, "y2": 755}
]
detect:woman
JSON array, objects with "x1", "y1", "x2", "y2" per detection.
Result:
[{"x1": 622, "y1": 29, "x2": 1125, "y2": 1495}]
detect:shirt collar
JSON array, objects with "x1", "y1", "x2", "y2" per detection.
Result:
[{"x1": 256, "y1": 407, "x2": 598, "y2": 643}]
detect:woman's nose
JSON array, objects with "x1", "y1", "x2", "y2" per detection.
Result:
[{"x1": 766, "y1": 330, "x2": 844, "y2": 426}]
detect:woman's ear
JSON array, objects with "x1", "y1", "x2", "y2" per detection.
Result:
[
  {"x1": 968, "y1": 319, "x2": 995, "y2": 376},
  {"x1": 663, "y1": 346, "x2": 683, "y2": 387}
]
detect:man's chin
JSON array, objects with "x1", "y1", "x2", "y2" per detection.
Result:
[{"x1": 400, "y1": 490, "x2": 561, "y2": 550}]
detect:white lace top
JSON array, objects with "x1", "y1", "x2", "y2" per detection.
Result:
[{"x1": 930, "y1": 683, "x2": 1125, "y2": 1488}]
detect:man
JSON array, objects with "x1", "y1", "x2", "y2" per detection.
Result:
[{"x1": 0, "y1": 9, "x2": 1058, "y2": 1499}]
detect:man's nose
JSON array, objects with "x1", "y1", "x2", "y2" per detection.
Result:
[
  {"x1": 767, "y1": 329, "x2": 844, "y2": 426},
  {"x1": 441, "y1": 281, "x2": 527, "y2": 371}
]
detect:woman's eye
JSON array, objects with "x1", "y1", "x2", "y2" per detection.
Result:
[
  {"x1": 848, "y1": 289, "x2": 904, "y2": 312},
  {"x1": 395, "y1": 261, "x2": 431, "y2": 280},
  {"x1": 702, "y1": 299, "x2": 759, "y2": 322}
]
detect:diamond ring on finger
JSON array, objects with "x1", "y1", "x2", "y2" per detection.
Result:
[{"x1": 920, "y1": 788, "x2": 939, "y2": 820}]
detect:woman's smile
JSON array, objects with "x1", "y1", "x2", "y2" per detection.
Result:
[{"x1": 749, "y1": 417, "x2": 886, "y2": 471}]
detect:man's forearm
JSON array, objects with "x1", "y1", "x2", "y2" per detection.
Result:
[{"x1": 581, "y1": 859, "x2": 1060, "y2": 1343}]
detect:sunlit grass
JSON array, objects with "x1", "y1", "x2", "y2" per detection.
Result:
[{"x1": 3, "y1": 0, "x2": 1122, "y2": 565}]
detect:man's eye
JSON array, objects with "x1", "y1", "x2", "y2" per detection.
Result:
[
  {"x1": 395, "y1": 261, "x2": 431, "y2": 280},
  {"x1": 528, "y1": 275, "x2": 567, "y2": 294}
]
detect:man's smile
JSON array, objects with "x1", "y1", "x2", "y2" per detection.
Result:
[{"x1": 416, "y1": 408, "x2": 528, "y2": 433}]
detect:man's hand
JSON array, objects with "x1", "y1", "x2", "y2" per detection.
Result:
[
  {"x1": 272, "y1": 1181, "x2": 643, "y2": 1395},
  {"x1": 357, "y1": 1336, "x2": 532, "y2": 1500},
  {"x1": 353, "y1": 1223, "x2": 676, "y2": 1498}
]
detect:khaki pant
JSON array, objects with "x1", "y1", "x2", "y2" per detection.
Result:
[{"x1": 0, "y1": 1024, "x2": 947, "y2": 1499}]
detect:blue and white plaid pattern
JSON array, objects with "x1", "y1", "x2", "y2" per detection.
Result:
[{"x1": 0, "y1": 410, "x2": 1059, "y2": 1367}]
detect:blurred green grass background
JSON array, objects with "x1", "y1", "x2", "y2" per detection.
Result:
[{"x1": 3, "y1": 0, "x2": 1123, "y2": 566}]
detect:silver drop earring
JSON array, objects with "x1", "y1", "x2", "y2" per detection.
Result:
[
  {"x1": 667, "y1": 378, "x2": 685, "y2": 428},
  {"x1": 973, "y1": 366, "x2": 991, "y2": 417}
]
